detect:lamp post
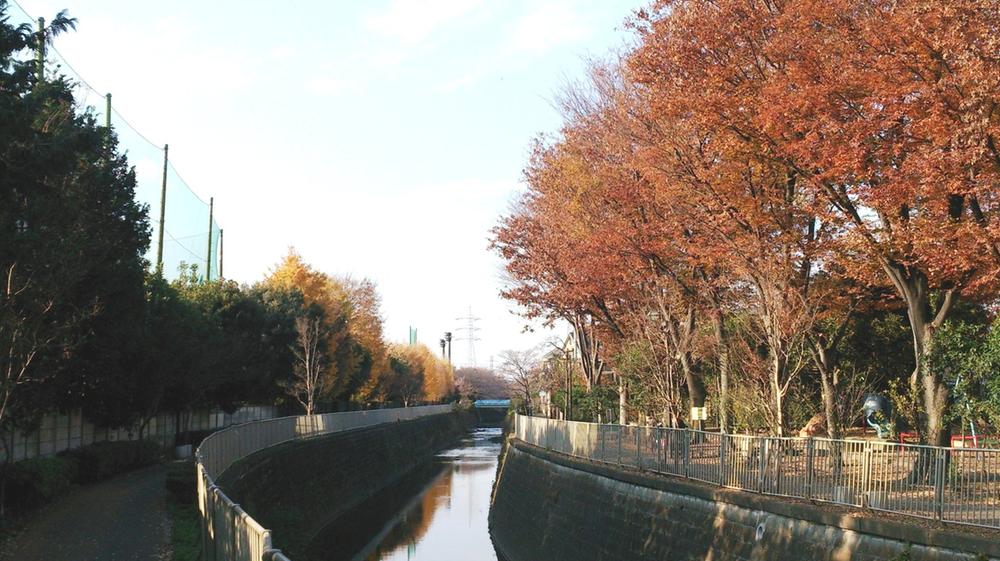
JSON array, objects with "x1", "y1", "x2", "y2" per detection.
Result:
[{"x1": 444, "y1": 332, "x2": 452, "y2": 365}]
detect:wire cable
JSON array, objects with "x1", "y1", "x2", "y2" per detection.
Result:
[{"x1": 9, "y1": 0, "x2": 221, "y2": 278}]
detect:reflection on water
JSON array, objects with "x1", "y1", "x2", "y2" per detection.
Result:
[
  {"x1": 364, "y1": 428, "x2": 501, "y2": 561},
  {"x1": 306, "y1": 428, "x2": 502, "y2": 561}
]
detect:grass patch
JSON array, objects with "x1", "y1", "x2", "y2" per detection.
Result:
[
  {"x1": 168, "y1": 500, "x2": 200, "y2": 561},
  {"x1": 165, "y1": 460, "x2": 200, "y2": 561}
]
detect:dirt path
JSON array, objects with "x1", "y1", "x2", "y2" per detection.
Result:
[{"x1": 3, "y1": 464, "x2": 171, "y2": 561}]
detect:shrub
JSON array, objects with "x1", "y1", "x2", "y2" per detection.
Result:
[
  {"x1": 174, "y1": 429, "x2": 216, "y2": 448},
  {"x1": 63, "y1": 440, "x2": 163, "y2": 483},
  {"x1": 6, "y1": 456, "x2": 78, "y2": 511},
  {"x1": 165, "y1": 460, "x2": 197, "y2": 504}
]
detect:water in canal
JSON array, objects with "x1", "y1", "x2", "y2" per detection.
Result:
[{"x1": 306, "y1": 427, "x2": 503, "y2": 561}]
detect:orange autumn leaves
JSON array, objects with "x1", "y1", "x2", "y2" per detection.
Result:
[
  {"x1": 493, "y1": 0, "x2": 1000, "y2": 439},
  {"x1": 266, "y1": 250, "x2": 451, "y2": 407}
]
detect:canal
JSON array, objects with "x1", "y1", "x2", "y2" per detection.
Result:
[{"x1": 305, "y1": 427, "x2": 503, "y2": 561}]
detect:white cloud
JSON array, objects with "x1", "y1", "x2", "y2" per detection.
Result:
[
  {"x1": 306, "y1": 75, "x2": 347, "y2": 95},
  {"x1": 435, "y1": 1, "x2": 594, "y2": 93},
  {"x1": 506, "y1": 2, "x2": 591, "y2": 54},
  {"x1": 365, "y1": 0, "x2": 485, "y2": 44},
  {"x1": 267, "y1": 44, "x2": 298, "y2": 62}
]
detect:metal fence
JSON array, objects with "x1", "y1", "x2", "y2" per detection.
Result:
[
  {"x1": 197, "y1": 405, "x2": 454, "y2": 561},
  {"x1": 514, "y1": 414, "x2": 1000, "y2": 530}
]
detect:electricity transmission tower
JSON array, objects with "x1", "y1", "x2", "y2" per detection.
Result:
[{"x1": 455, "y1": 306, "x2": 481, "y2": 367}]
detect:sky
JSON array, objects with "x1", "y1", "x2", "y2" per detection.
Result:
[{"x1": 10, "y1": 0, "x2": 645, "y2": 368}]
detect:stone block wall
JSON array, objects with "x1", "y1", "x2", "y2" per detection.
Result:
[
  {"x1": 218, "y1": 412, "x2": 470, "y2": 558},
  {"x1": 490, "y1": 441, "x2": 998, "y2": 561}
]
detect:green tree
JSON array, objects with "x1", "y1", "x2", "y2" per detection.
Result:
[{"x1": 0, "y1": 3, "x2": 148, "y2": 447}]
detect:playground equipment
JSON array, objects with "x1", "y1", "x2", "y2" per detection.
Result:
[{"x1": 862, "y1": 393, "x2": 892, "y2": 439}]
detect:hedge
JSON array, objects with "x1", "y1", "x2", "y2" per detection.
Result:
[
  {"x1": 6, "y1": 456, "x2": 78, "y2": 511},
  {"x1": 60, "y1": 440, "x2": 164, "y2": 483}
]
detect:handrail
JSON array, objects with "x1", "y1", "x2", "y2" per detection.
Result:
[
  {"x1": 196, "y1": 405, "x2": 454, "y2": 561},
  {"x1": 514, "y1": 414, "x2": 1000, "y2": 530}
]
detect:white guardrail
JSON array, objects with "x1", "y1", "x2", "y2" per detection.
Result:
[
  {"x1": 197, "y1": 405, "x2": 454, "y2": 561},
  {"x1": 515, "y1": 414, "x2": 1000, "y2": 530}
]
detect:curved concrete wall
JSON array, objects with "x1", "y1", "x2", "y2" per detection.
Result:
[
  {"x1": 490, "y1": 440, "x2": 999, "y2": 561},
  {"x1": 218, "y1": 413, "x2": 470, "y2": 560}
]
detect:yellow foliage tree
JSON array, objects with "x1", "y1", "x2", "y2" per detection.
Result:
[
  {"x1": 265, "y1": 249, "x2": 355, "y2": 403},
  {"x1": 341, "y1": 277, "x2": 390, "y2": 403},
  {"x1": 384, "y1": 342, "x2": 454, "y2": 405}
]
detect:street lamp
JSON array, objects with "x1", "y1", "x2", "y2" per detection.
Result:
[{"x1": 444, "y1": 332, "x2": 452, "y2": 365}]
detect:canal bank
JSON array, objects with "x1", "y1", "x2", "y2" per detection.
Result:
[
  {"x1": 489, "y1": 439, "x2": 999, "y2": 561},
  {"x1": 216, "y1": 412, "x2": 473, "y2": 558}
]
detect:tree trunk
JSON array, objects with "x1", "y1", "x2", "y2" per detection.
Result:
[
  {"x1": 572, "y1": 315, "x2": 604, "y2": 391},
  {"x1": 811, "y1": 341, "x2": 841, "y2": 440},
  {"x1": 886, "y1": 265, "x2": 954, "y2": 447},
  {"x1": 666, "y1": 304, "x2": 706, "y2": 429},
  {"x1": 818, "y1": 364, "x2": 840, "y2": 440},
  {"x1": 710, "y1": 308, "x2": 730, "y2": 433},
  {"x1": 618, "y1": 376, "x2": 627, "y2": 425},
  {"x1": 771, "y1": 352, "x2": 785, "y2": 437},
  {"x1": 679, "y1": 352, "x2": 705, "y2": 429}
]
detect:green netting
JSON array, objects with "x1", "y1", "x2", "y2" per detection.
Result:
[
  {"x1": 8, "y1": 2, "x2": 223, "y2": 282},
  {"x1": 161, "y1": 162, "x2": 222, "y2": 282}
]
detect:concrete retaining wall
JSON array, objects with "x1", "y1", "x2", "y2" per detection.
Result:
[
  {"x1": 490, "y1": 440, "x2": 999, "y2": 561},
  {"x1": 217, "y1": 412, "x2": 470, "y2": 559}
]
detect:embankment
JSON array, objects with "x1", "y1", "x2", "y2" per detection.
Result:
[
  {"x1": 489, "y1": 439, "x2": 999, "y2": 561},
  {"x1": 217, "y1": 412, "x2": 471, "y2": 558}
]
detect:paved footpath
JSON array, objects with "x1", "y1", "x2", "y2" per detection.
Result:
[{"x1": 2, "y1": 464, "x2": 171, "y2": 561}]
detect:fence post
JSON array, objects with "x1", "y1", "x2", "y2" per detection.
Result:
[
  {"x1": 934, "y1": 448, "x2": 946, "y2": 520},
  {"x1": 601, "y1": 424, "x2": 606, "y2": 462},
  {"x1": 655, "y1": 428, "x2": 662, "y2": 473},
  {"x1": 636, "y1": 428, "x2": 642, "y2": 469},
  {"x1": 684, "y1": 429, "x2": 691, "y2": 478},
  {"x1": 617, "y1": 427, "x2": 622, "y2": 466},
  {"x1": 758, "y1": 438, "x2": 769, "y2": 492},
  {"x1": 650, "y1": 428, "x2": 657, "y2": 472},
  {"x1": 861, "y1": 441, "x2": 873, "y2": 507},
  {"x1": 771, "y1": 440, "x2": 787, "y2": 494},
  {"x1": 230, "y1": 505, "x2": 239, "y2": 560},
  {"x1": 719, "y1": 433, "x2": 728, "y2": 486},
  {"x1": 805, "y1": 438, "x2": 815, "y2": 500}
]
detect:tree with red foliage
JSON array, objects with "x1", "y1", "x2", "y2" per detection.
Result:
[{"x1": 630, "y1": 0, "x2": 1000, "y2": 445}]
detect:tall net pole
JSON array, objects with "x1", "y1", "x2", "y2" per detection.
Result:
[
  {"x1": 156, "y1": 144, "x2": 169, "y2": 274},
  {"x1": 205, "y1": 197, "x2": 214, "y2": 281},
  {"x1": 218, "y1": 228, "x2": 224, "y2": 280}
]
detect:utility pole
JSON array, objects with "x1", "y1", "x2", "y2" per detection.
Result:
[
  {"x1": 156, "y1": 144, "x2": 169, "y2": 275},
  {"x1": 105, "y1": 93, "x2": 112, "y2": 130},
  {"x1": 439, "y1": 338, "x2": 446, "y2": 359},
  {"x1": 205, "y1": 197, "x2": 214, "y2": 282},
  {"x1": 35, "y1": 18, "x2": 45, "y2": 81}
]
